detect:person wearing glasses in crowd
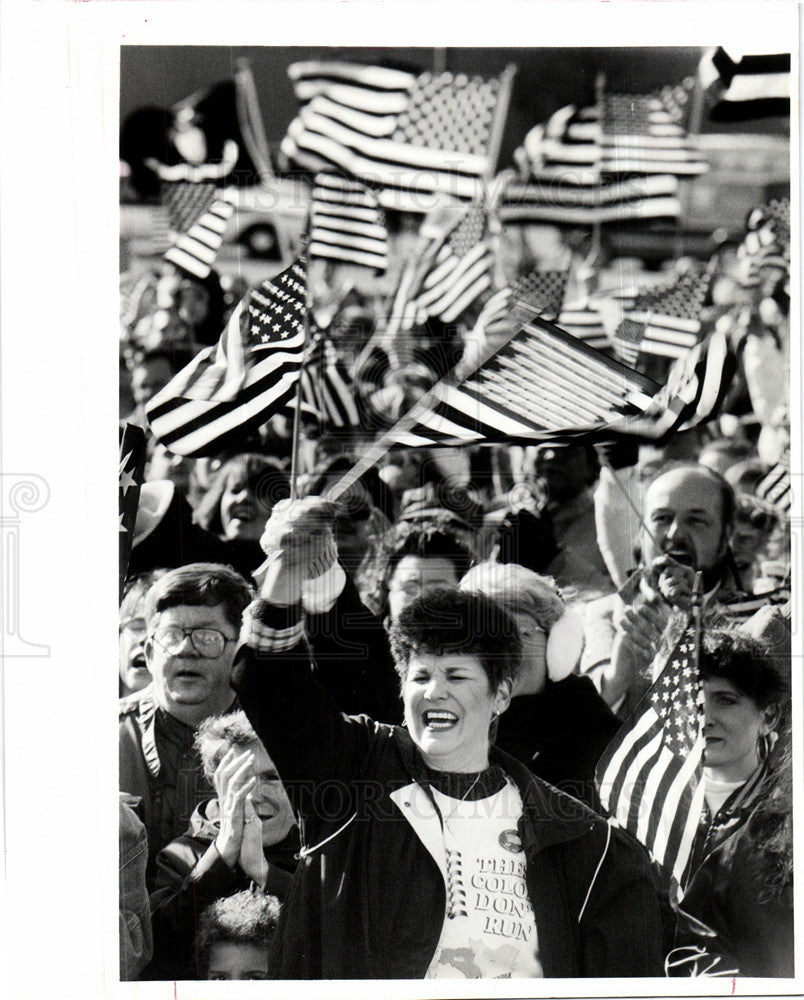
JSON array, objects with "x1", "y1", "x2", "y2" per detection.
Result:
[{"x1": 119, "y1": 563, "x2": 253, "y2": 885}]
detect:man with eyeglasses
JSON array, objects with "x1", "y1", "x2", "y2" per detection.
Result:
[{"x1": 120, "y1": 562, "x2": 253, "y2": 886}]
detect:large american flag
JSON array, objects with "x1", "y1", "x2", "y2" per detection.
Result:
[
  {"x1": 163, "y1": 186, "x2": 236, "y2": 280},
  {"x1": 613, "y1": 271, "x2": 712, "y2": 365},
  {"x1": 146, "y1": 256, "x2": 308, "y2": 457},
  {"x1": 310, "y1": 173, "x2": 388, "y2": 272},
  {"x1": 596, "y1": 625, "x2": 705, "y2": 885},
  {"x1": 378, "y1": 310, "x2": 657, "y2": 448},
  {"x1": 700, "y1": 47, "x2": 790, "y2": 121},
  {"x1": 281, "y1": 60, "x2": 510, "y2": 211}
]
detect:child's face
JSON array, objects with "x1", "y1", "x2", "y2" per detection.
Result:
[{"x1": 207, "y1": 942, "x2": 269, "y2": 980}]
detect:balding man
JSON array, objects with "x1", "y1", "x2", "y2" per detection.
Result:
[{"x1": 581, "y1": 462, "x2": 745, "y2": 715}]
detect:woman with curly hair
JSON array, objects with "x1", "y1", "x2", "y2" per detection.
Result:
[{"x1": 667, "y1": 626, "x2": 793, "y2": 978}]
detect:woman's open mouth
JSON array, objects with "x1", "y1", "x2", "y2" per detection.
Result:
[{"x1": 423, "y1": 710, "x2": 458, "y2": 731}]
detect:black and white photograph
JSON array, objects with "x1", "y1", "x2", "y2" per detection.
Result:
[{"x1": 0, "y1": 2, "x2": 800, "y2": 997}]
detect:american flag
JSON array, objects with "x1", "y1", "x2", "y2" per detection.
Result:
[
  {"x1": 553, "y1": 92, "x2": 709, "y2": 176},
  {"x1": 310, "y1": 173, "x2": 388, "y2": 272},
  {"x1": 163, "y1": 187, "x2": 236, "y2": 280},
  {"x1": 756, "y1": 461, "x2": 792, "y2": 514},
  {"x1": 413, "y1": 204, "x2": 494, "y2": 325},
  {"x1": 378, "y1": 311, "x2": 657, "y2": 448},
  {"x1": 119, "y1": 423, "x2": 146, "y2": 598},
  {"x1": 613, "y1": 272, "x2": 712, "y2": 365},
  {"x1": 596, "y1": 625, "x2": 705, "y2": 885},
  {"x1": 621, "y1": 324, "x2": 739, "y2": 442},
  {"x1": 146, "y1": 256, "x2": 308, "y2": 457},
  {"x1": 281, "y1": 60, "x2": 510, "y2": 211},
  {"x1": 295, "y1": 335, "x2": 361, "y2": 430},
  {"x1": 700, "y1": 47, "x2": 790, "y2": 121}
]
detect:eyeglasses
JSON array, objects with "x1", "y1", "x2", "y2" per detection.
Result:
[{"x1": 151, "y1": 626, "x2": 236, "y2": 658}]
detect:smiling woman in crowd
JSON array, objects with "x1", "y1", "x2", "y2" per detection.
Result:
[
  {"x1": 231, "y1": 497, "x2": 664, "y2": 980},
  {"x1": 195, "y1": 454, "x2": 291, "y2": 579}
]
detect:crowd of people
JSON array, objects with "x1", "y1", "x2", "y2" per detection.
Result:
[{"x1": 118, "y1": 65, "x2": 793, "y2": 982}]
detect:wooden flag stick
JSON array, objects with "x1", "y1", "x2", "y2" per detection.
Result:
[{"x1": 288, "y1": 305, "x2": 309, "y2": 503}]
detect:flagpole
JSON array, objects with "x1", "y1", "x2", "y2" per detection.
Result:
[
  {"x1": 691, "y1": 569, "x2": 705, "y2": 674},
  {"x1": 485, "y1": 64, "x2": 517, "y2": 186},
  {"x1": 234, "y1": 57, "x2": 291, "y2": 264}
]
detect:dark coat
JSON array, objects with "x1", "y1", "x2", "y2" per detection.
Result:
[
  {"x1": 671, "y1": 768, "x2": 794, "y2": 978},
  {"x1": 233, "y1": 600, "x2": 664, "y2": 980},
  {"x1": 495, "y1": 675, "x2": 621, "y2": 810},
  {"x1": 144, "y1": 799, "x2": 298, "y2": 980}
]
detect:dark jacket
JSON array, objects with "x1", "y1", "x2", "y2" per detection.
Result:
[
  {"x1": 305, "y1": 570, "x2": 401, "y2": 723},
  {"x1": 119, "y1": 685, "x2": 226, "y2": 884},
  {"x1": 233, "y1": 599, "x2": 664, "y2": 980},
  {"x1": 670, "y1": 767, "x2": 794, "y2": 978},
  {"x1": 496, "y1": 676, "x2": 621, "y2": 810},
  {"x1": 145, "y1": 799, "x2": 298, "y2": 980}
]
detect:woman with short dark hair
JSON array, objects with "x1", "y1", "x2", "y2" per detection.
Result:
[{"x1": 232, "y1": 497, "x2": 664, "y2": 979}]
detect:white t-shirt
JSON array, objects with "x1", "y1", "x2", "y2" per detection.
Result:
[
  {"x1": 704, "y1": 773, "x2": 745, "y2": 819},
  {"x1": 426, "y1": 779, "x2": 543, "y2": 979}
]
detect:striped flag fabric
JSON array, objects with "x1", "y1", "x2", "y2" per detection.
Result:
[
  {"x1": 378, "y1": 310, "x2": 657, "y2": 448},
  {"x1": 596, "y1": 624, "x2": 705, "y2": 885},
  {"x1": 163, "y1": 187, "x2": 236, "y2": 279},
  {"x1": 162, "y1": 181, "x2": 219, "y2": 234},
  {"x1": 413, "y1": 204, "x2": 494, "y2": 325},
  {"x1": 281, "y1": 60, "x2": 509, "y2": 211},
  {"x1": 310, "y1": 173, "x2": 388, "y2": 271},
  {"x1": 296, "y1": 335, "x2": 361, "y2": 429},
  {"x1": 756, "y1": 462, "x2": 792, "y2": 514},
  {"x1": 500, "y1": 161, "x2": 682, "y2": 225},
  {"x1": 146, "y1": 256, "x2": 308, "y2": 457},
  {"x1": 552, "y1": 93, "x2": 709, "y2": 175},
  {"x1": 499, "y1": 84, "x2": 708, "y2": 224},
  {"x1": 556, "y1": 297, "x2": 613, "y2": 351},
  {"x1": 613, "y1": 272, "x2": 712, "y2": 364},
  {"x1": 700, "y1": 48, "x2": 790, "y2": 121},
  {"x1": 621, "y1": 324, "x2": 739, "y2": 442}
]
